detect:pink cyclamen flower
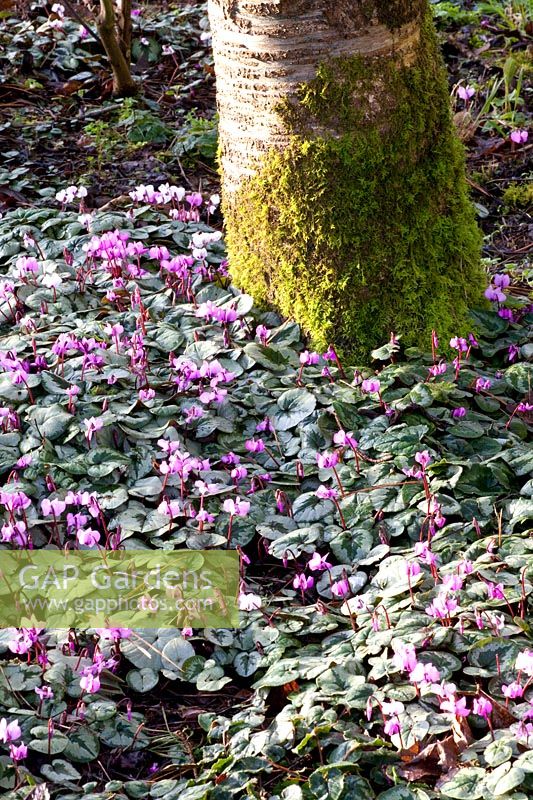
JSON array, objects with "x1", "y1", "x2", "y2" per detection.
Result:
[
  {"x1": 414, "y1": 450, "x2": 431, "y2": 469},
  {"x1": 475, "y1": 377, "x2": 491, "y2": 392},
  {"x1": 308, "y1": 552, "x2": 332, "y2": 571},
  {"x1": 331, "y1": 578, "x2": 350, "y2": 598},
  {"x1": 516, "y1": 650, "x2": 533, "y2": 677},
  {"x1": 238, "y1": 592, "x2": 262, "y2": 611},
  {"x1": 223, "y1": 497, "x2": 251, "y2": 517},
  {"x1": 409, "y1": 662, "x2": 441, "y2": 686},
  {"x1": 315, "y1": 485, "x2": 338, "y2": 500},
  {"x1": 510, "y1": 129, "x2": 528, "y2": 144},
  {"x1": 473, "y1": 697, "x2": 492, "y2": 719},
  {"x1": 494, "y1": 273, "x2": 510, "y2": 289},
  {"x1": 486, "y1": 581, "x2": 505, "y2": 599},
  {"x1": 256, "y1": 324, "x2": 270, "y2": 344},
  {"x1": 432, "y1": 681, "x2": 457, "y2": 700},
  {"x1": 139, "y1": 388, "x2": 156, "y2": 403},
  {"x1": 186, "y1": 192, "x2": 203, "y2": 208},
  {"x1": 441, "y1": 574, "x2": 463, "y2": 592},
  {"x1": 484, "y1": 285, "x2": 506, "y2": 302},
  {"x1": 36, "y1": 686, "x2": 54, "y2": 700},
  {"x1": 185, "y1": 405, "x2": 204, "y2": 423},
  {"x1": 245, "y1": 438, "x2": 265, "y2": 453},
  {"x1": 231, "y1": 465, "x2": 248, "y2": 481},
  {"x1": 426, "y1": 595, "x2": 458, "y2": 619},
  {"x1": 384, "y1": 717, "x2": 401, "y2": 736},
  {"x1": 322, "y1": 345, "x2": 338, "y2": 361},
  {"x1": 293, "y1": 574, "x2": 314, "y2": 591},
  {"x1": 41, "y1": 498, "x2": 66, "y2": 517},
  {"x1": 16, "y1": 255, "x2": 39, "y2": 276},
  {"x1": 361, "y1": 378, "x2": 380, "y2": 393},
  {"x1": 299, "y1": 350, "x2": 320, "y2": 365},
  {"x1": 452, "y1": 407, "x2": 467, "y2": 419},
  {"x1": 83, "y1": 417, "x2": 103, "y2": 443},
  {"x1": 256, "y1": 418, "x2": 271, "y2": 433},
  {"x1": 80, "y1": 673, "x2": 101, "y2": 693},
  {"x1": 9, "y1": 743, "x2": 27, "y2": 761},
  {"x1": 450, "y1": 337, "x2": 469, "y2": 352},
  {"x1": 440, "y1": 695, "x2": 469, "y2": 717},
  {"x1": 508, "y1": 345, "x2": 520, "y2": 363},
  {"x1": 382, "y1": 700, "x2": 404, "y2": 736},
  {"x1": 96, "y1": 628, "x2": 131, "y2": 641},
  {"x1": 381, "y1": 700, "x2": 405, "y2": 718},
  {"x1": 181, "y1": 627, "x2": 193, "y2": 637},
  {"x1": 333, "y1": 430, "x2": 358, "y2": 448},
  {"x1": 405, "y1": 560, "x2": 421, "y2": 579},
  {"x1": 0, "y1": 718, "x2": 21, "y2": 743},
  {"x1": 429, "y1": 362, "x2": 447, "y2": 377},
  {"x1": 392, "y1": 642, "x2": 418, "y2": 673},
  {"x1": 76, "y1": 528, "x2": 101, "y2": 547},
  {"x1": 502, "y1": 681, "x2": 524, "y2": 699},
  {"x1": 316, "y1": 451, "x2": 339, "y2": 469},
  {"x1": 67, "y1": 385, "x2": 80, "y2": 400},
  {"x1": 414, "y1": 541, "x2": 437, "y2": 566},
  {"x1": 457, "y1": 84, "x2": 475, "y2": 101}
]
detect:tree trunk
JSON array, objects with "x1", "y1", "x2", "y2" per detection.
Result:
[
  {"x1": 116, "y1": 0, "x2": 132, "y2": 63},
  {"x1": 208, "y1": 0, "x2": 485, "y2": 360},
  {"x1": 97, "y1": 0, "x2": 137, "y2": 97}
]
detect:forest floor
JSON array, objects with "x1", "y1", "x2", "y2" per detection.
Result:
[{"x1": 0, "y1": 2, "x2": 531, "y2": 800}]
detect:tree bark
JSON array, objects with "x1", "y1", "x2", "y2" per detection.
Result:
[
  {"x1": 208, "y1": 0, "x2": 485, "y2": 359},
  {"x1": 97, "y1": 0, "x2": 136, "y2": 97},
  {"x1": 116, "y1": 0, "x2": 132, "y2": 63}
]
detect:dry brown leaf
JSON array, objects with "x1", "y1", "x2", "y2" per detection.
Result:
[
  {"x1": 451, "y1": 714, "x2": 473, "y2": 748},
  {"x1": 397, "y1": 734, "x2": 464, "y2": 783}
]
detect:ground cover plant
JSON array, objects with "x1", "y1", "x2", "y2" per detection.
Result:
[{"x1": 0, "y1": 1, "x2": 531, "y2": 799}]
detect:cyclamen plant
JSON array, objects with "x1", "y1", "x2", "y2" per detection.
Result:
[{"x1": 0, "y1": 183, "x2": 531, "y2": 797}]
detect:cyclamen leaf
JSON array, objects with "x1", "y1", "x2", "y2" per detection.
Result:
[
  {"x1": 62, "y1": 727, "x2": 100, "y2": 763},
  {"x1": 40, "y1": 759, "x2": 82, "y2": 784},
  {"x1": 244, "y1": 342, "x2": 290, "y2": 371},
  {"x1": 234, "y1": 651, "x2": 263, "y2": 677},
  {"x1": 126, "y1": 668, "x2": 159, "y2": 693},
  {"x1": 273, "y1": 388, "x2": 317, "y2": 430}
]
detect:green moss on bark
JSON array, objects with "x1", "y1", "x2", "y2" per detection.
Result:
[
  {"x1": 223, "y1": 14, "x2": 485, "y2": 361},
  {"x1": 372, "y1": 0, "x2": 425, "y2": 30}
]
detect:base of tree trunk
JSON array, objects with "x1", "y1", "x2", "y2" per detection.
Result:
[{"x1": 222, "y1": 14, "x2": 486, "y2": 361}]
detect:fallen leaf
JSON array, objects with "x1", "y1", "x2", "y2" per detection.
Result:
[{"x1": 451, "y1": 714, "x2": 473, "y2": 748}]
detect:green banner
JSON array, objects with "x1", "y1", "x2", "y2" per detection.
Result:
[{"x1": 0, "y1": 550, "x2": 240, "y2": 629}]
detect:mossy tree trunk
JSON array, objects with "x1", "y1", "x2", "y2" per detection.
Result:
[{"x1": 208, "y1": 0, "x2": 485, "y2": 360}]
